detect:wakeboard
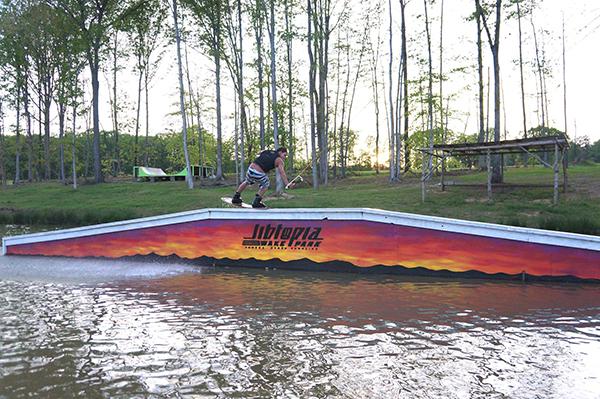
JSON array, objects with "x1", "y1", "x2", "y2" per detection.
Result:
[{"x1": 221, "y1": 197, "x2": 268, "y2": 209}]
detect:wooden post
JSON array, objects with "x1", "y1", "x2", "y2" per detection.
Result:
[
  {"x1": 441, "y1": 154, "x2": 446, "y2": 191},
  {"x1": 562, "y1": 148, "x2": 568, "y2": 193},
  {"x1": 553, "y1": 143, "x2": 559, "y2": 204},
  {"x1": 487, "y1": 149, "x2": 492, "y2": 201},
  {"x1": 421, "y1": 154, "x2": 427, "y2": 203}
]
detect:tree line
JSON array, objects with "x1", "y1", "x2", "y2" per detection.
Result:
[{"x1": 0, "y1": 0, "x2": 593, "y2": 190}]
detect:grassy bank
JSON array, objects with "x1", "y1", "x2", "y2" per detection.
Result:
[{"x1": 1, "y1": 163, "x2": 599, "y2": 235}]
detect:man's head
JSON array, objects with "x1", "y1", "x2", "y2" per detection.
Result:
[{"x1": 277, "y1": 147, "x2": 288, "y2": 159}]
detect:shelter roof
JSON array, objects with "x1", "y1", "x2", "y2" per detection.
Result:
[{"x1": 420, "y1": 135, "x2": 568, "y2": 156}]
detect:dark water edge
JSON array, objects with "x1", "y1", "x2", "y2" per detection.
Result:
[
  {"x1": 1, "y1": 255, "x2": 600, "y2": 398},
  {"x1": 0, "y1": 224, "x2": 54, "y2": 238}
]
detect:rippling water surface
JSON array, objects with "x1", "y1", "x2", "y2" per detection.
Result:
[{"x1": 1, "y1": 256, "x2": 599, "y2": 398}]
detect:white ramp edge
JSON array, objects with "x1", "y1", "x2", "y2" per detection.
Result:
[{"x1": 3, "y1": 207, "x2": 600, "y2": 256}]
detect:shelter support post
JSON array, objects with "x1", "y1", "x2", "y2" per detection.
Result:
[
  {"x1": 441, "y1": 154, "x2": 446, "y2": 191},
  {"x1": 487, "y1": 150, "x2": 492, "y2": 201},
  {"x1": 421, "y1": 154, "x2": 427, "y2": 203},
  {"x1": 553, "y1": 143, "x2": 559, "y2": 205},
  {"x1": 562, "y1": 148, "x2": 568, "y2": 193}
]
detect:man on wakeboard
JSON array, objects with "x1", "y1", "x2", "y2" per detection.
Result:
[{"x1": 232, "y1": 147, "x2": 294, "y2": 208}]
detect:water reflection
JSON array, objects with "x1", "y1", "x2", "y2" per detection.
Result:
[{"x1": 0, "y1": 258, "x2": 599, "y2": 398}]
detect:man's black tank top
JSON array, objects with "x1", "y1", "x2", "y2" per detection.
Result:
[{"x1": 254, "y1": 150, "x2": 279, "y2": 172}]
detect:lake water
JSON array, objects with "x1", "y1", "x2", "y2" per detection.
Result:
[{"x1": 0, "y1": 255, "x2": 599, "y2": 398}]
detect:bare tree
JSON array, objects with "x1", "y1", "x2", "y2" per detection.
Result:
[
  {"x1": 369, "y1": 1, "x2": 383, "y2": 174},
  {"x1": 223, "y1": 0, "x2": 248, "y2": 180},
  {"x1": 283, "y1": 0, "x2": 296, "y2": 171},
  {"x1": 400, "y1": 0, "x2": 410, "y2": 173},
  {"x1": 307, "y1": 0, "x2": 338, "y2": 186},
  {"x1": 475, "y1": 0, "x2": 504, "y2": 183},
  {"x1": 250, "y1": 0, "x2": 266, "y2": 150},
  {"x1": 172, "y1": 0, "x2": 193, "y2": 189},
  {"x1": 182, "y1": 0, "x2": 227, "y2": 180},
  {"x1": 307, "y1": 0, "x2": 318, "y2": 188},
  {"x1": 424, "y1": 0, "x2": 434, "y2": 181},
  {"x1": 387, "y1": 0, "x2": 396, "y2": 181}
]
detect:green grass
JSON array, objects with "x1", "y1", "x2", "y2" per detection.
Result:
[{"x1": 1, "y1": 163, "x2": 599, "y2": 235}]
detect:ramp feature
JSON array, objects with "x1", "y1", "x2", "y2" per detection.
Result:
[{"x1": 2, "y1": 208, "x2": 600, "y2": 281}]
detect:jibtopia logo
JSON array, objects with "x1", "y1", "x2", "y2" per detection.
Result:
[{"x1": 242, "y1": 223, "x2": 323, "y2": 250}]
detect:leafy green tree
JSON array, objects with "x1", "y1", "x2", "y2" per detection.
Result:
[
  {"x1": 48, "y1": 0, "x2": 142, "y2": 183},
  {"x1": 0, "y1": 1, "x2": 28, "y2": 183},
  {"x1": 180, "y1": 0, "x2": 228, "y2": 180},
  {"x1": 122, "y1": 0, "x2": 167, "y2": 168}
]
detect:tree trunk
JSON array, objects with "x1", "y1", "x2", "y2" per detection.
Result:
[
  {"x1": 72, "y1": 95, "x2": 78, "y2": 190},
  {"x1": 339, "y1": 29, "x2": 351, "y2": 178},
  {"x1": 491, "y1": 1, "x2": 502, "y2": 183},
  {"x1": 307, "y1": 0, "x2": 318, "y2": 189},
  {"x1": 562, "y1": 15, "x2": 567, "y2": 137},
  {"x1": 345, "y1": 24, "x2": 368, "y2": 177},
  {"x1": 134, "y1": 65, "x2": 143, "y2": 168},
  {"x1": 58, "y1": 103, "x2": 66, "y2": 184},
  {"x1": 387, "y1": 0, "x2": 395, "y2": 181},
  {"x1": 284, "y1": 0, "x2": 294, "y2": 171},
  {"x1": 37, "y1": 79, "x2": 42, "y2": 181},
  {"x1": 475, "y1": 1, "x2": 485, "y2": 170},
  {"x1": 237, "y1": 0, "x2": 246, "y2": 180},
  {"x1": 370, "y1": 24, "x2": 382, "y2": 174},
  {"x1": 43, "y1": 78, "x2": 51, "y2": 180},
  {"x1": 394, "y1": 41, "x2": 402, "y2": 178},
  {"x1": 172, "y1": 0, "x2": 193, "y2": 189},
  {"x1": 476, "y1": 0, "x2": 503, "y2": 183},
  {"x1": 215, "y1": 47, "x2": 224, "y2": 180},
  {"x1": 255, "y1": 0, "x2": 266, "y2": 150},
  {"x1": 14, "y1": 85, "x2": 21, "y2": 185},
  {"x1": 268, "y1": 0, "x2": 283, "y2": 194},
  {"x1": 89, "y1": 46, "x2": 103, "y2": 183},
  {"x1": 0, "y1": 100, "x2": 5, "y2": 187},
  {"x1": 112, "y1": 32, "x2": 120, "y2": 176},
  {"x1": 439, "y1": 0, "x2": 445, "y2": 181},
  {"x1": 531, "y1": 18, "x2": 545, "y2": 134},
  {"x1": 144, "y1": 67, "x2": 150, "y2": 166},
  {"x1": 424, "y1": 0, "x2": 434, "y2": 179},
  {"x1": 313, "y1": 0, "x2": 331, "y2": 186},
  {"x1": 24, "y1": 79, "x2": 33, "y2": 182},
  {"x1": 400, "y1": 0, "x2": 410, "y2": 173},
  {"x1": 517, "y1": 0, "x2": 528, "y2": 166},
  {"x1": 184, "y1": 39, "x2": 196, "y2": 150}
]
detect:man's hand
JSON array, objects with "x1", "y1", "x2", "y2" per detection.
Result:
[{"x1": 286, "y1": 182, "x2": 296, "y2": 189}]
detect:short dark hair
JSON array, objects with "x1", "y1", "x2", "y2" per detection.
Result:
[{"x1": 276, "y1": 147, "x2": 288, "y2": 154}]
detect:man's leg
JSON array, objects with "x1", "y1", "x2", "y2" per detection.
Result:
[
  {"x1": 257, "y1": 186, "x2": 268, "y2": 197},
  {"x1": 252, "y1": 178, "x2": 270, "y2": 208},
  {"x1": 232, "y1": 181, "x2": 249, "y2": 204}
]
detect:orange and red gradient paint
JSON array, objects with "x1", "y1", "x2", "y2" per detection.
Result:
[{"x1": 6, "y1": 219, "x2": 600, "y2": 280}]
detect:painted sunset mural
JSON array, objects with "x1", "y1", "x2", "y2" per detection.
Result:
[{"x1": 6, "y1": 219, "x2": 600, "y2": 280}]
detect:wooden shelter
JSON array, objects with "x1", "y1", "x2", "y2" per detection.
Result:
[{"x1": 419, "y1": 135, "x2": 569, "y2": 204}]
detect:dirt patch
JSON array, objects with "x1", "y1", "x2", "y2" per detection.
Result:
[
  {"x1": 465, "y1": 197, "x2": 489, "y2": 203},
  {"x1": 265, "y1": 193, "x2": 295, "y2": 201},
  {"x1": 532, "y1": 199, "x2": 552, "y2": 205},
  {"x1": 519, "y1": 211, "x2": 541, "y2": 218},
  {"x1": 567, "y1": 175, "x2": 600, "y2": 197}
]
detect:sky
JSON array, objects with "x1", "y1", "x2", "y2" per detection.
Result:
[
  {"x1": 5, "y1": 0, "x2": 600, "y2": 161},
  {"x1": 142, "y1": 0, "x2": 600, "y2": 156}
]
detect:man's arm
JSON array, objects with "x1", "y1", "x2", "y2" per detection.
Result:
[{"x1": 275, "y1": 159, "x2": 292, "y2": 187}]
